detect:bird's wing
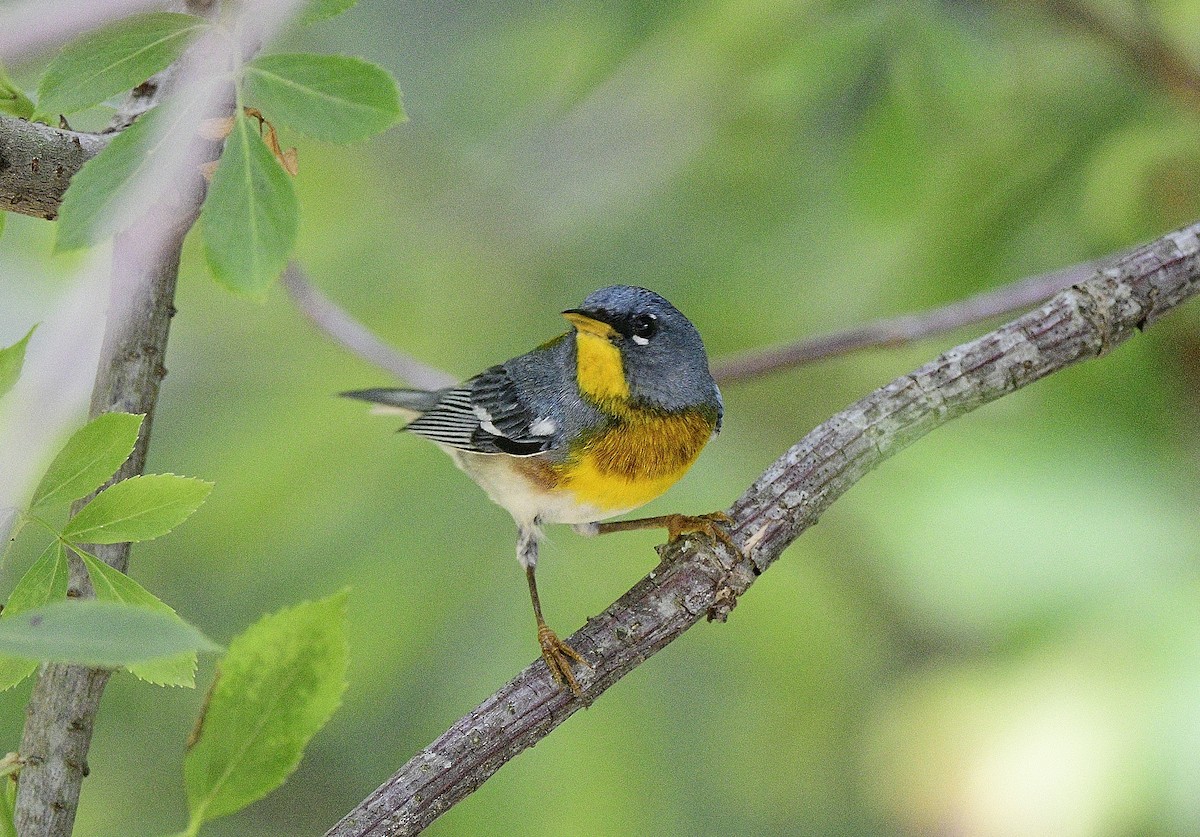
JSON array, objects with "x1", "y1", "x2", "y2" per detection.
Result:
[{"x1": 403, "y1": 365, "x2": 558, "y2": 456}]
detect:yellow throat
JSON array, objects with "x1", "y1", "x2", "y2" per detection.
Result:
[{"x1": 563, "y1": 312, "x2": 629, "y2": 404}]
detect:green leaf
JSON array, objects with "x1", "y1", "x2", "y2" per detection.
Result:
[
  {"x1": 36, "y1": 12, "x2": 207, "y2": 116},
  {"x1": 184, "y1": 591, "x2": 348, "y2": 826},
  {"x1": 5, "y1": 542, "x2": 69, "y2": 618},
  {"x1": 0, "y1": 64, "x2": 33, "y2": 120},
  {"x1": 0, "y1": 600, "x2": 219, "y2": 667},
  {"x1": 244, "y1": 54, "x2": 403, "y2": 143},
  {"x1": 300, "y1": 0, "x2": 358, "y2": 24},
  {"x1": 79, "y1": 549, "x2": 195, "y2": 687},
  {"x1": 55, "y1": 107, "x2": 160, "y2": 251},
  {"x1": 0, "y1": 212, "x2": 6, "y2": 240},
  {"x1": 200, "y1": 113, "x2": 298, "y2": 295},
  {"x1": 31, "y1": 412, "x2": 144, "y2": 510},
  {"x1": 0, "y1": 325, "x2": 35, "y2": 401},
  {"x1": 0, "y1": 542, "x2": 69, "y2": 690},
  {"x1": 61, "y1": 474, "x2": 213, "y2": 545}
]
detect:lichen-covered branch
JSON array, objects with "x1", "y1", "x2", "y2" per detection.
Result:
[
  {"x1": 326, "y1": 221, "x2": 1200, "y2": 837},
  {"x1": 0, "y1": 114, "x2": 108, "y2": 219}
]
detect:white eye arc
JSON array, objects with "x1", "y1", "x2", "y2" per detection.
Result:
[{"x1": 631, "y1": 335, "x2": 650, "y2": 346}]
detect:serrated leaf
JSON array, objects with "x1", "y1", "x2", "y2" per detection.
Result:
[
  {"x1": 244, "y1": 54, "x2": 403, "y2": 143},
  {"x1": 61, "y1": 474, "x2": 212, "y2": 545},
  {"x1": 200, "y1": 112, "x2": 297, "y2": 295},
  {"x1": 184, "y1": 591, "x2": 348, "y2": 826},
  {"x1": 79, "y1": 549, "x2": 195, "y2": 687},
  {"x1": 0, "y1": 325, "x2": 35, "y2": 401},
  {"x1": 301, "y1": 0, "x2": 358, "y2": 24},
  {"x1": 31, "y1": 412, "x2": 144, "y2": 510},
  {"x1": 0, "y1": 542, "x2": 68, "y2": 690},
  {"x1": 37, "y1": 12, "x2": 207, "y2": 116},
  {"x1": 0, "y1": 600, "x2": 219, "y2": 667}
]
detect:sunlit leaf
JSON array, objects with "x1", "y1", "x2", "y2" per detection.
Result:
[
  {"x1": 244, "y1": 53, "x2": 403, "y2": 143},
  {"x1": 301, "y1": 0, "x2": 358, "y2": 25},
  {"x1": 184, "y1": 591, "x2": 348, "y2": 826},
  {"x1": 200, "y1": 112, "x2": 297, "y2": 295},
  {"x1": 30, "y1": 412, "x2": 143, "y2": 510},
  {"x1": 0, "y1": 542, "x2": 68, "y2": 690},
  {"x1": 0, "y1": 600, "x2": 219, "y2": 667},
  {"x1": 0, "y1": 325, "x2": 35, "y2": 401},
  {"x1": 36, "y1": 12, "x2": 207, "y2": 116},
  {"x1": 61, "y1": 474, "x2": 213, "y2": 545},
  {"x1": 79, "y1": 550, "x2": 196, "y2": 687}
]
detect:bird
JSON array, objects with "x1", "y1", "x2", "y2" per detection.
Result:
[{"x1": 343, "y1": 285, "x2": 731, "y2": 696}]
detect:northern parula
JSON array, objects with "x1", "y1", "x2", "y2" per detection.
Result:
[{"x1": 344, "y1": 285, "x2": 729, "y2": 695}]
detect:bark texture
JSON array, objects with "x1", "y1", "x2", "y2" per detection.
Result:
[
  {"x1": 0, "y1": 115, "x2": 108, "y2": 219},
  {"x1": 326, "y1": 222, "x2": 1200, "y2": 837},
  {"x1": 12, "y1": 200, "x2": 199, "y2": 837}
]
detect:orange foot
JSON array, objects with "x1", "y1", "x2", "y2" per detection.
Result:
[
  {"x1": 662, "y1": 511, "x2": 740, "y2": 554},
  {"x1": 537, "y1": 623, "x2": 591, "y2": 697}
]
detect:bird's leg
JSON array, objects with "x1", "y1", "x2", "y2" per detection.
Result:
[
  {"x1": 518, "y1": 524, "x2": 591, "y2": 697},
  {"x1": 592, "y1": 511, "x2": 740, "y2": 554}
]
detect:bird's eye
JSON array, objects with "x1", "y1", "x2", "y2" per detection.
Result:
[{"x1": 629, "y1": 313, "x2": 658, "y2": 342}]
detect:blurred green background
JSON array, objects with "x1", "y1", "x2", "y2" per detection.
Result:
[{"x1": 4, "y1": 0, "x2": 1200, "y2": 834}]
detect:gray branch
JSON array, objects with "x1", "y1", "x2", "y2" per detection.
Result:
[
  {"x1": 0, "y1": 115, "x2": 108, "y2": 219},
  {"x1": 326, "y1": 221, "x2": 1200, "y2": 837},
  {"x1": 710, "y1": 254, "x2": 1120, "y2": 384}
]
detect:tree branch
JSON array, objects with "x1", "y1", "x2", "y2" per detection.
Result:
[
  {"x1": 0, "y1": 115, "x2": 108, "y2": 219},
  {"x1": 12, "y1": 1, "x2": 303, "y2": 831},
  {"x1": 709, "y1": 255, "x2": 1114, "y2": 384},
  {"x1": 282, "y1": 263, "x2": 457, "y2": 390},
  {"x1": 326, "y1": 220, "x2": 1200, "y2": 837}
]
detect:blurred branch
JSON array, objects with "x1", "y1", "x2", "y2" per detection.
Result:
[
  {"x1": 710, "y1": 256, "x2": 1113, "y2": 384},
  {"x1": 0, "y1": 115, "x2": 109, "y2": 219},
  {"x1": 283, "y1": 263, "x2": 457, "y2": 390},
  {"x1": 326, "y1": 221, "x2": 1200, "y2": 837},
  {"x1": 12, "y1": 0, "x2": 302, "y2": 832},
  {"x1": 0, "y1": 0, "x2": 167, "y2": 66},
  {"x1": 1033, "y1": 0, "x2": 1200, "y2": 111}
]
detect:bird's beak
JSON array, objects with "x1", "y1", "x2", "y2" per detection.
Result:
[{"x1": 562, "y1": 309, "x2": 617, "y2": 339}]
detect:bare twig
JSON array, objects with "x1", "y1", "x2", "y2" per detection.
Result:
[
  {"x1": 283, "y1": 264, "x2": 457, "y2": 390},
  {"x1": 325, "y1": 222, "x2": 1200, "y2": 836},
  {"x1": 710, "y1": 256, "x2": 1113, "y2": 384}
]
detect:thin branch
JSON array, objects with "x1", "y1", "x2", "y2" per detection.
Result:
[
  {"x1": 282, "y1": 264, "x2": 457, "y2": 390},
  {"x1": 710, "y1": 256, "x2": 1112, "y2": 384},
  {"x1": 325, "y1": 221, "x2": 1200, "y2": 837}
]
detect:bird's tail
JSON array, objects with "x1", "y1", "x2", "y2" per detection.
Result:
[{"x1": 341, "y1": 387, "x2": 445, "y2": 419}]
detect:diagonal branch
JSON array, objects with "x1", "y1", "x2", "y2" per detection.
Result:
[{"x1": 326, "y1": 221, "x2": 1200, "y2": 837}]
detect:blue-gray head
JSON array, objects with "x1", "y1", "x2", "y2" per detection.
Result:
[{"x1": 562, "y1": 285, "x2": 722, "y2": 421}]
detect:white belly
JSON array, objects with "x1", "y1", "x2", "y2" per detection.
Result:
[{"x1": 445, "y1": 448, "x2": 628, "y2": 527}]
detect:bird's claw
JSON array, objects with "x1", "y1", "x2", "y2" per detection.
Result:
[
  {"x1": 663, "y1": 511, "x2": 740, "y2": 555},
  {"x1": 537, "y1": 623, "x2": 591, "y2": 697}
]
